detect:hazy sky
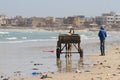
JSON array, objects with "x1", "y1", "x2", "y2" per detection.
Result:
[{"x1": 0, "y1": 0, "x2": 120, "y2": 17}]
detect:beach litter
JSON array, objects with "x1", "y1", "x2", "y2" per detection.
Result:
[
  {"x1": 40, "y1": 73, "x2": 52, "y2": 79},
  {"x1": 32, "y1": 72, "x2": 41, "y2": 75},
  {"x1": 40, "y1": 74, "x2": 48, "y2": 79},
  {"x1": 43, "y1": 50, "x2": 54, "y2": 53}
]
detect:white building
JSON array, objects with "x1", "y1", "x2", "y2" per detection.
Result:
[
  {"x1": 102, "y1": 12, "x2": 120, "y2": 25},
  {"x1": 0, "y1": 14, "x2": 9, "y2": 26}
]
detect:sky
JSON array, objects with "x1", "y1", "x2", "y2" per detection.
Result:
[{"x1": 0, "y1": 0, "x2": 120, "y2": 17}]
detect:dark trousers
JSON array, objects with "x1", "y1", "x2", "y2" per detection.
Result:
[{"x1": 100, "y1": 40, "x2": 105, "y2": 55}]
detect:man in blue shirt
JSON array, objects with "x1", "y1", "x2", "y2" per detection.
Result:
[{"x1": 98, "y1": 26, "x2": 107, "y2": 56}]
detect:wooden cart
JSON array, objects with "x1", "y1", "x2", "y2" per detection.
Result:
[{"x1": 56, "y1": 31, "x2": 83, "y2": 59}]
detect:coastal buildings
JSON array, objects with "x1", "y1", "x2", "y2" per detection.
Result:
[
  {"x1": 10, "y1": 16, "x2": 32, "y2": 27},
  {"x1": 31, "y1": 17, "x2": 46, "y2": 27},
  {"x1": 73, "y1": 16, "x2": 85, "y2": 27},
  {"x1": 0, "y1": 14, "x2": 9, "y2": 26},
  {"x1": 63, "y1": 16, "x2": 85, "y2": 27},
  {"x1": 55, "y1": 18, "x2": 64, "y2": 27},
  {"x1": 0, "y1": 11, "x2": 120, "y2": 29},
  {"x1": 45, "y1": 17, "x2": 55, "y2": 27},
  {"x1": 96, "y1": 12, "x2": 120, "y2": 26},
  {"x1": 31, "y1": 17, "x2": 55, "y2": 27}
]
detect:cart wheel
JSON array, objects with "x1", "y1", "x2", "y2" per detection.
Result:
[
  {"x1": 56, "y1": 48, "x2": 60, "y2": 59},
  {"x1": 56, "y1": 52, "x2": 60, "y2": 59},
  {"x1": 79, "y1": 48, "x2": 83, "y2": 58},
  {"x1": 80, "y1": 49, "x2": 83, "y2": 58}
]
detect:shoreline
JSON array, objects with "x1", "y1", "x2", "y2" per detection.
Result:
[{"x1": 0, "y1": 27, "x2": 120, "y2": 33}]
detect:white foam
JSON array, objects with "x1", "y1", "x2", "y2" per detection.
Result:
[
  {"x1": 0, "y1": 31, "x2": 9, "y2": 34},
  {"x1": 22, "y1": 37, "x2": 27, "y2": 39},
  {"x1": 51, "y1": 37, "x2": 57, "y2": 39},
  {"x1": 0, "y1": 39, "x2": 57, "y2": 44},
  {"x1": 6, "y1": 37, "x2": 17, "y2": 40}
]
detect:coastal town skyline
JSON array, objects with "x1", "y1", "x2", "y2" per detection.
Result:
[{"x1": 0, "y1": 0, "x2": 120, "y2": 17}]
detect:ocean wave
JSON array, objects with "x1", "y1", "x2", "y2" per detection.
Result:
[
  {"x1": 22, "y1": 37, "x2": 27, "y2": 39},
  {"x1": 51, "y1": 37, "x2": 57, "y2": 39},
  {"x1": 6, "y1": 37, "x2": 17, "y2": 40},
  {"x1": 0, "y1": 39, "x2": 57, "y2": 44},
  {"x1": 0, "y1": 31, "x2": 9, "y2": 34}
]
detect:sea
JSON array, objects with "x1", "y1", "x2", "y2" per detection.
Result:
[{"x1": 0, "y1": 30, "x2": 120, "y2": 78}]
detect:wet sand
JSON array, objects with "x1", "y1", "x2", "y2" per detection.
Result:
[
  {"x1": 12, "y1": 47, "x2": 120, "y2": 80},
  {"x1": 1, "y1": 44, "x2": 119, "y2": 80}
]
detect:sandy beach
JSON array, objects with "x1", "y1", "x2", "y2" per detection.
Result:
[
  {"x1": 0, "y1": 29, "x2": 120, "y2": 80},
  {"x1": 3, "y1": 43, "x2": 119, "y2": 80},
  {"x1": 13, "y1": 47, "x2": 120, "y2": 80}
]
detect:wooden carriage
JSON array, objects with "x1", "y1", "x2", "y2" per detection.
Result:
[{"x1": 56, "y1": 33, "x2": 83, "y2": 59}]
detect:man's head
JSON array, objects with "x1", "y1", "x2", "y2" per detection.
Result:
[{"x1": 100, "y1": 25, "x2": 105, "y2": 29}]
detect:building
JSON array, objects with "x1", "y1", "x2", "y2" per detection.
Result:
[
  {"x1": 11, "y1": 16, "x2": 25, "y2": 26},
  {"x1": 45, "y1": 17, "x2": 55, "y2": 27},
  {"x1": 0, "y1": 14, "x2": 9, "y2": 26},
  {"x1": 73, "y1": 16, "x2": 85, "y2": 27},
  {"x1": 63, "y1": 16, "x2": 74, "y2": 25},
  {"x1": 63, "y1": 16, "x2": 85, "y2": 27},
  {"x1": 55, "y1": 18, "x2": 64, "y2": 27},
  {"x1": 24, "y1": 18, "x2": 32, "y2": 27},
  {"x1": 96, "y1": 12, "x2": 120, "y2": 26},
  {"x1": 95, "y1": 16, "x2": 105, "y2": 25},
  {"x1": 31, "y1": 17, "x2": 46, "y2": 27},
  {"x1": 83, "y1": 17, "x2": 96, "y2": 27}
]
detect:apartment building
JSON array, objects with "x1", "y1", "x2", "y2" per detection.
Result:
[
  {"x1": 95, "y1": 16, "x2": 105, "y2": 25},
  {"x1": 31, "y1": 17, "x2": 45, "y2": 27},
  {"x1": 63, "y1": 16, "x2": 74, "y2": 25},
  {"x1": 55, "y1": 18, "x2": 64, "y2": 27},
  {"x1": 63, "y1": 16, "x2": 85, "y2": 27},
  {"x1": 0, "y1": 14, "x2": 9, "y2": 26},
  {"x1": 10, "y1": 16, "x2": 32, "y2": 27},
  {"x1": 96, "y1": 12, "x2": 120, "y2": 25}
]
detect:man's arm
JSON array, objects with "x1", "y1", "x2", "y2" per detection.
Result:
[
  {"x1": 105, "y1": 31, "x2": 107, "y2": 37},
  {"x1": 98, "y1": 31, "x2": 101, "y2": 37}
]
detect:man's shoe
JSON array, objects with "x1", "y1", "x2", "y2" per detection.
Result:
[{"x1": 100, "y1": 54, "x2": 105, "y2": 56}]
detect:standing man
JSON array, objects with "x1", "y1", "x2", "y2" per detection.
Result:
[{"x1": 98, "y1": 26, "x2": 107, "y2": 56}]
